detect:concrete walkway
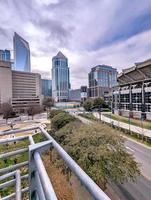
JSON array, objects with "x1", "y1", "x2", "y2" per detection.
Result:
[{"x1": 93, "y1": 112, "x2": 151, "y2": 138}]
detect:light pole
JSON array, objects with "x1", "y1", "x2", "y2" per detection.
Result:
[
  {"x1": 128, "y1": 115, "x2": 131, "y2": 134},
  {"x1": 141, "y1": 117, "x2": 144, "y2": 142},
  {"x1": 99, "y1": 105, "x2": 102, "y2": 121},
  {"x1": 110, "y1": 112, "x2": 112, "y2": 126}
]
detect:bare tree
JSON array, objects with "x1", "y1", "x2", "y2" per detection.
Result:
[
  {"x1": 1, "y1": 103, "x2": 13, "y2": 123},
  {"x1": 42, "y1": 97, "x2": 54, "y2": 110},
  {"x1": 27, "y1": 104, "x2": 42, "y2": 120}
]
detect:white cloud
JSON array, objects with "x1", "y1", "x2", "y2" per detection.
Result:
[
  {"x1": 64, "y1": 29, "x2": 151, "y2": 88},
  {"x1": 0, "y1": 0, "x2": 151, "y2": 89}
]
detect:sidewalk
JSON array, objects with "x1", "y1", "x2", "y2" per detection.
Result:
[{"x1": 93, "y1": 112, "x2": 151, "y2": 138}]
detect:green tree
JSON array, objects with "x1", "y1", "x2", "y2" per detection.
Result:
[
  {"x1": 83, "y1": 99, "x2": 93, "y2": 111},
  {"x1": 52, "y1": 121, "x2": 140, "y2": 190},
  {"x1": 49, "y1": 109, "x2": 65, "y2": 119},
  {"x1": 93, "y1": 97, "x2": 105, "y2": 109},
  {"x1": 51, "y1": 112, "x2": 76, "y2": 131}
]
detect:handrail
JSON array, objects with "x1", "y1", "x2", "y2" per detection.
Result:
[
  {"x1": 39, "y1": 126, "x2": 111, "y2": 200},
  {"x1": 0, "y1": 126, "x2": 111, "y2": 200}
]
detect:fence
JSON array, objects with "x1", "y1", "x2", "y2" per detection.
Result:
[{"x1": 0, "y1": 126, "x2": 111, "y2": 200}]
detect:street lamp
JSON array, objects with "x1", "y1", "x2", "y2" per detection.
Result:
[
  {"x1": 128, "y1": 115, "x2": 131, "y2": 134},
  {"x1": 99, "y1": 105, "x2": 102, "y2": 121},
  {"x1": 141, "y1": 117, "x2": 144, "y2": 142}
]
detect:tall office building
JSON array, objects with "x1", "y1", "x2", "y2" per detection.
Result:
[
  {"x1": 42, "y1": 79, "x2": 52, "y2": 97},
  {"x1": 13, "y1": 32, "x2": 31, "y2": 72},
  {"x1": 89, "y1": 65, "x2": 117, "y2": 98},
  {"x1": 52, "y1": 51, "x2": 70, "y2": 102},
  {"x1": 0, "y1": 49, "x2": 11, "y2": 61},
  {"x1": 0, "y1": 60, "x2": 42, "y2": 113}
]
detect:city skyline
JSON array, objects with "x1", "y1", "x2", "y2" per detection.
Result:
[{"x1": 0, "y1": 0, "x2": 151, "y2": 88}]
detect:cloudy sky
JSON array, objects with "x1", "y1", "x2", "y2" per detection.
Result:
[{"x1": 0, "y1": 0, "x2": 151, "y2": 88}]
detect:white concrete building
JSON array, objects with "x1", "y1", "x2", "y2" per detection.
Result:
[
  {"x1": 112, "y1": 59, "x2": 151, "y2": 120},
  {"x1": 0, "y1": 60, "x2": 42, "y2": 112},
  {"x1": 0, "y1": 60, "x2": 12, "y2": 106}
]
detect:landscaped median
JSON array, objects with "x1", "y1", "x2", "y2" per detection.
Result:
[
  {"x1": 79, "y1": 111, "x2": 151, "y2": 147},
  {"x1": 48, "y1": 109, "x2": 140, "y2": 198},
  {"x1": 104, "y1": 113, "x2": 151, "y2": 130}
]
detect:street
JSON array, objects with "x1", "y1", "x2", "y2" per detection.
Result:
[
  {"x1": 72, "y1": 111, "x2": 151, "y2": 200},
  {"x1": 114, "y1": 139, "x2": 151, "y2": 200}
]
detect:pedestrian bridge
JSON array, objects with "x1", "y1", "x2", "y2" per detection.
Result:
[{"x1": 0, "y1": 126, "x2": 110, "y2": 200}]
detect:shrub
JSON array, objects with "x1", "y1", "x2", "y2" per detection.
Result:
[
  {"x1": 49, "y1": 109, "x2": 65, "y2": 119},
  {"x1": 51, "y1": 112, "x2": 76, "y2": 131},
  {"x1": 83, "y1": 99, "x2": 93, "y2": 111},
  {"x1": 53, "y1": 122, "x2": 140, "y2": 190}
]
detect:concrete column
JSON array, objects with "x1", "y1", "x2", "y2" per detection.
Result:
[
  {"x1": 118, "y1": 87, "x2": 121, "y2": 115},
  {"x1": 129, "y1": 84, "x2": 133, "y2": 118},
  {"x1": 141, "y1": 82, "x2": 146, "y2": 120}
]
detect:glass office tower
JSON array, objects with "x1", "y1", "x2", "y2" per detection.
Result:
[
  {"x1": 52, "y1": 51, "x2": 70, "y2": 102},
  {"x1": 13, "y1": 32, "x2": 31, "y2": 72},
  {"x1": 42, "y1": 79, "x2": 52, "y2": 97},
  {"x1": 89, "y1": 65, "x2": 117, "y2": 98},
  {"x1": 0, "y1": 49, "x2": 11, "y2": 61}
]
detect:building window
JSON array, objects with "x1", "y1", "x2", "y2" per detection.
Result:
[
  {"x1": 146, "y1": 104, "x2": 151, "y2": 112},
  {"x1": 120, "y1": 94, "x2": 130, "y2": 103},
  {"x1": 145, "y1": 92, "x2": 151, "y2": 103},
  {"x1": 132, "y1": 93, "x2": 142, "y2": 103}
]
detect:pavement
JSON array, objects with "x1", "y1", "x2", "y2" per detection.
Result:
[
  {"x1": 93, "y1": 112, "x2": 151, "y2": 138},
  {"x1": 0, "y1": 112, "x2": 49, "y2": 133},
  {"x1": 0, "y1": 112, "x2": 48, "y2": 125},
  {"x1": 71, "y1": 110, "x2": 151, "y2": 200}
]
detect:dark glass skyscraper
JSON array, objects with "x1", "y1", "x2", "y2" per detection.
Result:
[
  {"x1": 13, "y1": 32, "x2": 31, "y2": 72},
  {"x1": 42, "y1": 79, "x2": 52, "y2": 97},
  {"x1": 52, "y1": 51, "x2": 70, "y2": 102}
]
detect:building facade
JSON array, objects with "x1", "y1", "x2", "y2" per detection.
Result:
[
  {"x1": 52, "y1": 51, "x2": 70, "y2": 102},
  {"x1": 0, "y1": 49, "x2": 11, "y2": 61},
  {"x1": 112, "y1": 59, "x2": 151, "y2": 120},
  {"x1": 69, "y1": 86, "x2": 88, "y2": 102},
  {"x1": 0, "y1": 60, "x2": 42, "y2": 113},
  {"x1": 42, "y1": 79, "x2": 52, "y2": 97},
  {"x1": 0, "y1": 61, "x2": 12, "y2": 111},
  {"x1": 88, "y1": 65, "x2": 117, "y2": 99},
  {"x1": 81, "y1": 86, "x2": 88, "y2": 102},
  {"x1": 12, "y1": 71, "x2": 42, "y2": 112},
  {"x1": 69, "y1": 89, "x2": 81, "y2": 101},
  {"x1": 13, "y1": 32, "x2": 31, "y2": 72}
]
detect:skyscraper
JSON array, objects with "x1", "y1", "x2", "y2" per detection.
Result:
[
  {"x1": 89, "y1": 65, "x2": 117, "y2": 98},
  {"x1": 52, "y1": 51, "x2": 70, "y2": 102},
  {"x1": 13, "y1": 32, "x2": 31, "y2": 72},
  {"x1": 0, "y1": 49, "x2": 11, "y2": 61},
  {"x1": 42, "y1": 79, "x2": 52, "y2": 97}
]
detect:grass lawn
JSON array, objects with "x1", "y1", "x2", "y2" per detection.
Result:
[
  {"x1": 0, "y1": 133, "x2": 45, "y2": 198},
  {"x1": 78, "y1": 113, "x2": 97, "y2": 121},
  {"x1": 79, "y1": 112, "x2": 151, "y2": 147},
  {"x1": 104, "y1": 113, "x2": 151, "y2": 130}
]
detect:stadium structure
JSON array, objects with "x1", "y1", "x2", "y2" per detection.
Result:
[{"x1": 112, "y1": 59, "x2": 151, "y2": 120}]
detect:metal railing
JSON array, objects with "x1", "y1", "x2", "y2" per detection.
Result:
[{"x1": 0, "y1": 126, "x2": 111, "y2": 200}]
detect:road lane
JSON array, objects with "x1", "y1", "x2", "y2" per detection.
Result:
[
  {"x1": 125, "y1": 139, "x2": 151, "y2": 180},
  {"x1": 72, "y1": 111, "x2": 151, "y2": 200}
]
